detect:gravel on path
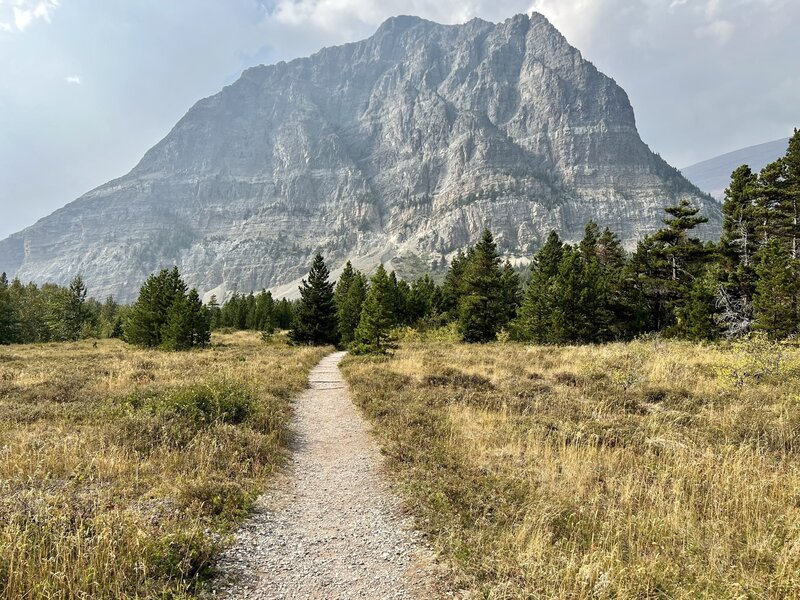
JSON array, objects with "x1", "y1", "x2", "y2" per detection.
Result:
[{"x1": 210, "y1": 351, "x2": 444, "y2": 599}]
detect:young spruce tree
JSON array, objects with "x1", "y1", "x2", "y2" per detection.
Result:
[
  {"x1": 335, "y1": 262, "x2": 367, "y2": 345},
  {"x1": 289, "y1": 253, "x2": 338, "y2": 345},
  {"x1": 353, "y1": 265, "x2": 397, "y2": 354},
  {"x1": 458, "y1": 229, "x2": 505, "y2": 343}
]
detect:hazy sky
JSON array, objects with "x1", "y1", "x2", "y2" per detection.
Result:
[{"x1": 0, "y1": 0, "x2": 797, "y2": 239}]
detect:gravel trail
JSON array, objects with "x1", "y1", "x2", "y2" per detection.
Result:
[{"x1": 211, "y1": 351, "x2": 442, "y2": 599}]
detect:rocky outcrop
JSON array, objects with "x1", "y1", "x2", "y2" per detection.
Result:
[{"x1": 0, "y1": 13, "x2": 720, "y2": 302}]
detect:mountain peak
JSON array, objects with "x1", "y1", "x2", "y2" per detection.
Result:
[{"x1": 0, "y1": 13, "x2": 720, "y2": 302}]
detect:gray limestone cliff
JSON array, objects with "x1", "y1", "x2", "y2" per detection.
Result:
[{"x1": 0, "y1": 13, "x2": 720, "y2": 301}]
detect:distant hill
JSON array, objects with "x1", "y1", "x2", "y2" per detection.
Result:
[{"x1": 681, "y1": 137, "x2": 790, "y2": 200}]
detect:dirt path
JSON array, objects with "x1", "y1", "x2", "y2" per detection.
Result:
[{"x1": 211, "y1": 351, "x2": 441, "y2": 599}]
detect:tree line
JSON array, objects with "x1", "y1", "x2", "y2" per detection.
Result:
[
  {"x1": 0, "y1": 274, "x2": 122, "y2": 344},
  {"x1": 2, "y1": 129, "x2": 797, "y2": 350},
  {"x1": 287, "y1": 130, "x2": 800, "y2": 350}
]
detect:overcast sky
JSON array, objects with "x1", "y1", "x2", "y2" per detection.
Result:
[{"x1": 0, "y1": 0, "x2": 797, "y2": 239}]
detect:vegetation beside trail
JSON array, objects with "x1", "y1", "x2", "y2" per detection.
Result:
[
  {"x1": 0, "y1": 331, "x2": 328, "y2": 598},
  {"x1": 343, "y1": 333, "x2": 800, "y2": 598}
]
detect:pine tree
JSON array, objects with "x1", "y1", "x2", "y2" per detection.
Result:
[
  {"x1": 207, "y1": 295, "x2": 222, "y2": 329},
  {"x1": 722, "y1": 165, "x2": 759, "y2": 269},
  {"x1": 188, "y1": 289, "x2": 211, "y2": 347},
  {"x1": 597, "y1": 227, "x2": 626, "y2": 270},
  {"x1": 353, "y1": 265, "x2": 397, "y2": 353},
  {"x1": 161, "y1": 293, "x2": 193, "y2": 350},
  {"x1": 0, "y1": 280, "x2": 17, "y2": 344},
  {"x1": 254, "y1": 290, "x2": 275, "y2": 333},
  {"x1": 389, "y1": 273, "x2": 411, "y2": 325},
  {"x1": 511, "y1": 231, "x2": 563, "y2": 342},
  {"x1": 289, "y1": 253, "x2": 338, "y2": 345},
  {"x1": 752, "y1": 239, "x2": 799, "y2": 338},
  {"x1": 499, "y1": 261, "x2": 522, "y2": 326},
  {"x1": 274, "y1": 298, "x2": 294, "y2": 330},
  {"x1": 754, "y1": 160, "x2": 786, "y2": 246},
  {"x1": 63, "y1": 275, "x2": 88, "y2": 341},
  {"x1": 335, "y1": 263, "x2": 367, "y2": 345},
  {"x1": 125, "y1": 267, "x2": 189, "y2": 348},
  {"x1": 549, "y1": 246, "x2": 601, "y2": 343},
  {"x1": 458, "y1": 229, "x2": 504, "y2": 343},
  {"x1": 675, "y1": 272, "x2": 720, "y2": 340},
  {"x1": 781, "y1": 130, "x2": 800, "y2": 259},
  {"x1": 645, "y1": 200, "x2": 710, "y2": 333},
  {"x1": 407, "y1": 274, "x2": 439, "y2": 324},
  {"x1": 440, "y1": 249, "x2": 471, "y2": 319}
]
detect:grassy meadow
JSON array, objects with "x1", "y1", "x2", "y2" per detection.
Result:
[
  {"x1": 0, "y1": 331, "x2": 328, "y2": 598},
  {"x1": 342, "y1": 331, "x2": 800, "y2": 598}
]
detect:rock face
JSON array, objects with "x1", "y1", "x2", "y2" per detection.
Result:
[{"x1": 0, "y1": 13, "x2": 720, "y2": 302}]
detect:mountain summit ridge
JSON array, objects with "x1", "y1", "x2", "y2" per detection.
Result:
[{"x1": 0, "y1": 12, "x2": 719, "y2": 301}]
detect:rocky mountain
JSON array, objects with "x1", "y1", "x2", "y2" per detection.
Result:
[
  {"x1": 0, "y1": 13, "x2": 720, "y2": 302},
  {"x1": 681, "y1": 137, "x2": 790, "y2": 200}
]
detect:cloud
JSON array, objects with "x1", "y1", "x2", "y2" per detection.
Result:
[
  {"x1": 65, "y1": 74, "x2": 80, "y2": 84},
  {"x1": 695, "y1": 18, "x2": 734, "y2": 45},
  {"x1": 0, "y1": 0, "x2": 60, "y2": 32}
]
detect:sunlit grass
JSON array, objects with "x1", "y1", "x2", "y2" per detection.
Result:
[
  {"x1": 342, "y1": 334, "x2": 800, "y2": 598},
  {"x1": 0, "y1": 331, "x2": 328, "y2": 598}
]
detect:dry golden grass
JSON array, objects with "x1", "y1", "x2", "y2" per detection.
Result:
[
  {"x1": 0, "y1": 331, "x2": 328, "y2": 599},
  {"x1": 342, "y1": 333, "x2": 800, "y2": 599}
]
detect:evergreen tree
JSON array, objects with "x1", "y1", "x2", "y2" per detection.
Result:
[
  {"x1": 722, "y1": 165, "x2": 759, "y2": 270},
  {"x1": 207, "y1": 295, "x2": 222, "y2": 329},
  {"x1": 407, "y1": 274, "x2": 439, "y2": 324},
  {"x1": 161, "y1": 293, "x2": 193, "y2": 350},
  {"x1": 597, "y1": 227, "x2": 626, "y2": 270},
  {"x1": 511, "y1": 231, "x2": 563, "y2": 342},
  {"x1": 64, "y1": 275, "x2": 88, "y2": 341},
  {"x1": 752, "y1": 239, "x2": 798, "y2": 338},
  {"x1": 458, "y1": 229, "x2": 505, "y2": 343},
  {"x1": 754, "y1": 160, "x2": 786, "y2": 246},
  {"x1": 253, "y1": 290, "x2": 275, "y2": 333},
  {"x1": 389, "y1": 272, "x2": 411, "y2": 325},
  {"x1": 274, "y1": 298, "x2": 294, "y2": 330},
  {"x1": 335, "y1": 263, "x2": 367, "y2": 345},
  {"x1": 353, "y1": 265, "x2": 397, "y2": 353},
  {"x1": 125, "y1": 267, "x2": 189, "y2": 348},
  {"x1": 289, "y1": 253, "x2": 338, "y2": 345},
  {"x1": 499, "y1": 261, "x2": 522, "y2": 326},
  {"x1": 188, "y1": 289, "x2": 211, "y2": 347},
  {"x1": 675, "y1": 272, "x2": 720, "y2": 340},
  {"x1": 440, "y1": 249, "x2": 471, "y2": 319},
  {"x1": 646, "y1": 200, "x2": 710, "y2": 333},
  {"x1": 0, "y1": 281, "x2": 17, "y2": 344},
  {"x1": 781, "y1": 129, "x2": 800, "y2": 259}
]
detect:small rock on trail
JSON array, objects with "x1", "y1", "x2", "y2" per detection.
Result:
[{"x1": 210, "y1": 351, "x2": 443, "y2": 599}]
